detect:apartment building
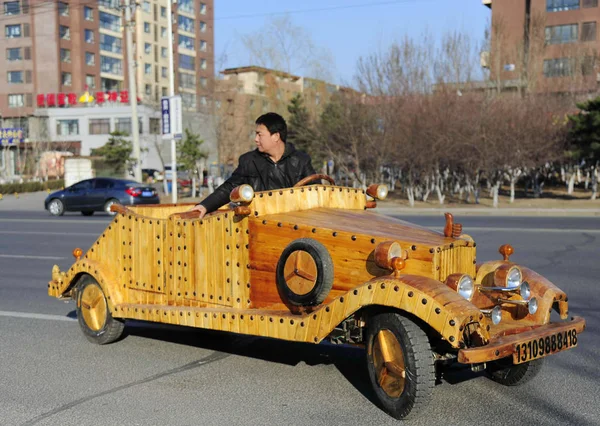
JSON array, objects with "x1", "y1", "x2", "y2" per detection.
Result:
[
  {"x1": 485, "y1": 0, "x2": 600, "y2": 93},
  {"x1": 0, "y1": 0, "x2": 214, "y2": 122}
]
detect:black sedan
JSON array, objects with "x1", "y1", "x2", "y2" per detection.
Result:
[{"x1": 44, "y1": 177, "x2": 160, "y2": 216}]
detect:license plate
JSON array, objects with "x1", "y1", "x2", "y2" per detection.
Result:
[
  {"x1": 513, "y1": 328, "x2": 578, "y2": 364},
  {"x1": 142, "y1": 191, "x2": 153, "y2": 197}
]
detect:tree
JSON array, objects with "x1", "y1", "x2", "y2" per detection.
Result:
[
  {"x1": 287, "y1": 94, "x2": 319, "y2": 161},
  {"x1": 177, "y1": 129, "x2": 208, "y2": 198},
  {"x1": 568, "y1": 98, "x2": 600, "y2": 199},
  {"x1": 90, "y1": 131, "x2": 132, "y2": 177}
]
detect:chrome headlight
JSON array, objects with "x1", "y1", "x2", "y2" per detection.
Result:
[
  {"x1": 366, "y1": 184, "x2": 389, "y2": 200},
  {"x1": 491, "y1": 305, "x2": 502, "y2": 325},
  {"x1": 528, "y1": 297, "x2": 538, "y2": 315},
  {"x1": 457, "y1": 275, "x2": 474, "y2": 301},
  {"x1": 230, "y1": 184, "x2": 255, "y2": 203},
  {"x1": 507, "y1": 267, "x2": 522, "y2": 289},
  {"x1": 520, "y1": 281, "x2": 531, "y2": 300},
  {"x1": 374, "y1": 241, "x2": 403, "y2": 270}
]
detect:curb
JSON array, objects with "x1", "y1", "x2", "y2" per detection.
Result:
[{"x1": 375, "y1": 206, "x2": 600, "y2": 217}]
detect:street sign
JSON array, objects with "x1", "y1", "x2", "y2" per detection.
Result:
[
  {"x1": 0, "y1": 128, "x2": 24, "y2": 146},
  {"x1": 161, "y1": 96, "x2": 183, "y2": 140}
]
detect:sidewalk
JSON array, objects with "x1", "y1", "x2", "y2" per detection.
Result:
[{"x1": 2, "y1": 191, "x2": 599, "y2": 216}]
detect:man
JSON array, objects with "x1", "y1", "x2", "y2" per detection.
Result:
[{"x1": 190, "y1": 112, "x2": 316, "y2": 218}]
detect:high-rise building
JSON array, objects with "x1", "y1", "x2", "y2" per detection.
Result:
[
  {"x1": 485, "y1": 0, "x2": 600, "y2": 93},
  {"x1": 0, "y1": 0, "x2": 214, "y2": 121}
]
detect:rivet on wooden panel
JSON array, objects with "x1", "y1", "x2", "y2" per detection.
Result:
[
  {"x1": 226, "y1": 261, "x2": 229, "y2": 266},
  {"x1": 332, "y1": 232, "x2": 337, "y2": 237},
  {"x1": 435, "y1": 308, "x2": 441, "y2": 314},
  {"x1": 300, "y1": 322, "x2": 305, "y2": 327},
  {"x1": 326, "y1": 307, "x2": 330, "y2": 312},
  {"x1": 408, "y1": 291, "x2": 414, "y2": 297},
  {"x1": 422, "y1": 298, "x2": 427, "y2": 305},
  {"x1": 313, "y1": 314, "x2": 317, "y2": 320},
  {"x1": 232, "y1": 315, "x2": 235, "y2": 320},
  {"x1": 312, "y1": 228, "x2": 317, "y2": 233},
  {"x1": 314, "y1": 337, "x2": 318, "y2": 342},
  {"x1": 371, "y1": 239, "x2": 376, "y2": 244},
  {"x1": 219, "y1": 296, "x2": 222, "y2": 301},
  {"x1": 250, "y1": 316, "x2": 254, "y2": 321},
  {"x1": 259, "y1": 194, "x2": 264, "y2": 198},
  {"x1": 290, "y1": 319, "x2": 294, "y2": 325},
  {"x1": 236, "y1": 262, "x2": 240, "y2": 267},
  {"x1": 449, "y1": 319, "x2": 456, "y2": 326},
  {"x1": 449, "y1": 336, "x2": 455, "y2": 342},
  {"x1": 158, "y1": 287, "x2": 161, "y2": 291},
  {"x1": 280, "y1": 319, "x2": 284, "y2": 323},
  {"x1": 204, "y1": 313, "x2": 208, "y2": 318},
  {"x1": 226, "y1": 228, "x2": 229, "y2": 232},
  {"x1": 340, "y1": 297, "x2": 345, "y2": 303},
  {"x1": 394, "y1": 286, "x2": 399, "y2": 292},
  {"x1": 260, "y1": 316, "x2": 265, "y2": 321},
  {"x1": 277, "y1": 222, "x2": 282, "y2": 227},
  {"x1": 294, "y1": 225, "x2": 298, "y2": 230},
  {"x1": 429, "y1": 248, "x2": 434, "y2": 253},
  {"x1": 368, "y1": 284, "x2": 373, "y2": 290},
  {"x1": 269, "y1": 317, "x2": 274, "y2": 322},
  {"x1": 210, "y1": 295, "x2": 213, "y2": 299},
  {"x1": 240, "y1": 315, "x2": 244, "y2": 320},
  {"x1": 353, "y1": 289, "x2": 359, "y2": 295},
  {"x1": 213, "y1": 313, "x2": 217, "y2": 318},
  {"x1": 381, "y1": 283, "x2": 386, "y2": 289}
]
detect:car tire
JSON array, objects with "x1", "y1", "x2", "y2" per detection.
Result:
[
  {"x1": 486, "y1": 357, "x2": 544, "y2": 386},
  {"x1": 81, "y1": 210, "x2": 94, "y2": 216},
  {"x1": 275, "y1": 238, "x2": 334, "y2": 306},
  {"x1": 48, "y1": 199, "x2": 64, "y2": 216},
  {"x1": 104, "y1": 199, "x2": 119, "y2": 216},
  {"x1": 76, "y1": 275, "x2": 124, "y2": 345},
  {"x1": 366, "y1": 312, "x2": 435, "y2": 420}
]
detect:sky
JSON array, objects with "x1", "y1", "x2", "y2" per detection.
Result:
[{"x1": 214, "y1": 0, "x2": 491, "y2": 86}]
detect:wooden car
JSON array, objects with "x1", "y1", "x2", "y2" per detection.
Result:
[{"x1": 48, "y1": 174, "x2": 586, "y2": 420}]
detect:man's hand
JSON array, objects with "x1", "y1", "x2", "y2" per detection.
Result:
[{"x1": 189, "y1": 204, "x2": 207, "y2": 218}]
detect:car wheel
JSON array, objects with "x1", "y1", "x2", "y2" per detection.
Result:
[
  {"x1": 275, "y1": 238, "x2": 334, "y2": 306},
  {"x1": 366, "y1": 312, "x2": 435, "y2": 420},
  {"x1": 48, "y1": 199, "x2": 64, "y2": 216},
  {"x1": 486, "y1": 357, "x2": 544, "y2": 386},
  {"x1": 81, "y1": 210, "x2": 94, "y2": 216},
  {"x1": 76, "y1": 275, "x2": 124, "y2": 345},
  {"x1": 104, "y1": 198, "x2": 120, "y2": 216}
]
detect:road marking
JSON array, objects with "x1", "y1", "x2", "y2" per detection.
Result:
[
  {"x1": 428, "y1": 226, "x2": 600, "y2": 234},
  {"x1": 0, "y1": 230, "x2": 98, "y2": 236},
  {"x1": 0, "y1": 310, "x2": 75, "y2": 322},
  {"x1": 0, "y1": 254, "x2": 65, "y2": 260},
  {"x1": 0, "y1": 218, "x2": 107, "y2": 224}
]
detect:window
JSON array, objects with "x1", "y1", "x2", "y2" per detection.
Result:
[
  {"x1": 160, "y1": 6, "x2": 166, "y2": 17},
  {"x1": 200, "y1": 21, "x2": 207, "y2": 32},
  {"x1": 545, "y1": 24, "x2": 578, "y2": 44},
  {"x1": 86, "y1": 74, "x2": 96, "y2": 89},
  {"x1": 100, "y1": 12, "x2": 121, "y2": 32},
  {"x1": 582, "y1": 56, "x2": 595, "y2": 74},
  {"x1": 178, "y1": 15, "x2": 194, "y2": 32},
  {"x1": 150, "y1": 118, "x2": 161, "y2": 134},
  {"x1": 62, "y1": 72, "x2": 72, "y2": 86},
  {"x1": 100, "y1": 34, "x2": 122, "y2": 53},
  {"x1": 142, "y1": 1, "x2": 150, "y2": 12},
  {"x1": 60, "y1": 48, "x2": 71, "y2": 63},
  {"x1": 179, "y1": 54, "x2": 194, "y2": 70},
  {"x1": 6, "y1": 24, "x2": 21, "y2": 38},
  {"x1": 200, "y1": 40, "x2": 207, "y2": 51},
  {"x1": 161, "y1": 26, "x2": 167, "y2": 37},
  {"x1": 4, "y1": 1, "x2": 19, "y2": 15},
  {"x1": 178, "y1": 0, "x2": 194, "y2": 14},
  {"x1": 101, "y1": 56, "x2": 123, "y2": 75},
  {"x1": 145, "y1": 84, "x2": 152, "y2": 95},
  {"x1": 199, "y1": 96, "x2": 207, "y2": 106},
  {"x1": 59, "y1": 25, "x2": 70, "y2": 40},
  {"x1": 86, "y1": 52, "x2": 95, "y2": 66},
  {"x1": 583, "y1": 0, "x2": 598, "y2": 7},
  {"x1": 547, "y1": 0, "x2": 580, "y2": 11},
  {"x1": 115, "y1": 117, "x2": 131, "y2": 134},
  {"x1": 582, "y1": 22, "x2": 597, "y2": 41},
  {"x1": 7, "y1": 71, "x2": 23, "y2": 84},
  {"x1": 101, "y1": 77, "x2": 120, "y2": 91},
  {"x1": 161, "y1": 47, "x2": 168, "y2": 58},
  {"x1": 543, "y1": 57, "x2": 575, "y2": 77},
  {"x1": 178, "y1": 34, "x2": 195, "y2": 50},
  {"x1": 161, "y1": 66, "x2": 167, "y2": 78},
  {"x1": 181, "y1": 92, "x2": 196, "y2": 109},
  {"x1": 58, "y1": 2, "x2": 69, "y2": 16},
  {"x1": 200, "y1": 58, "x2": 207, "y2": 69},
  {"x1": 144, "y1": 63, "x2": 151, "y2": 74},
  {"x1": 7, "y1": 48, "x2": 22, "y2": 61},
  {"x1": 200, "y1": 3, "x2": 207, "y2": 14},
  {"x1": 56, "y1": 120, "x2": 79, "y2": 136},
  {"x1": 98, "y1": 0, "x2": 120, "y2": 8},
  {"x1": 85, "y1": 29, "x2": 94, "y2": 44},
  {"x1": 8, "y1": 94, "x2": 25, "y2": 108},
  {"x1": 89, "y1": 118, "x2": 110, "y2": 135},
  {"x1": 144, "y1": 22, "x2": 151, "y2": 33},
  {"x1": 162, "y1": 87, "x2": 167, "y2": 96},
  {"x1": 179, "y1": 72, "x2": 195, "y2": 89},
  {"x1": 200, "y1": 77, "x2": 207, "y2": 88},
  {"x1": 84, "y1": 6, "x2": 94, "y2": 21},
  {"x1": 145, "y1": 42, "x2": 151, "y2": 54},
  {"x1": 94, "y1": 178, "x2": 114, "y2": 189}
]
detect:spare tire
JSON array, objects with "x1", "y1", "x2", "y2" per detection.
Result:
[{"x1": 276, "y1": 238, "x2": 334, "y2": 306}]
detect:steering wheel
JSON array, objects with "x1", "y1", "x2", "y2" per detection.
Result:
[{"x1": 293, "y1": 174, "x2": 336, "y2": 187}]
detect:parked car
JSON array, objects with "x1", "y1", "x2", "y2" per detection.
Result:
[
  {"x1": 48, "y1": 174, "x2": 585, "y2": 420},
  {"x1": 44, "y1": 177, "x2": 160, "y2": 216}
]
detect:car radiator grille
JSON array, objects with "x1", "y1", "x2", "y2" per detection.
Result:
[{"x1": 438, "y1": 245, "x2": 477, "y2": 280}]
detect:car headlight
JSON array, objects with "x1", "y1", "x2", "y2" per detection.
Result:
[
  {"x1": 445, "y1": 274, "x2": 474, "y2": 301},
  {"x1": 494, "y1": 265, "x2": 522, "y2": 289},
  {"x1": 528, "y1": 297, "x2": 538, "y2": 315},
  {"x1": 374, "y1": 241, "x2": 403, "y2": 270},
  {"x1": 230, "y1": 184, "x2": 254, "y2": 203},
  {"x1": 366, "y1": 184, "x2": 389, "y2": 200},
  {"x1": 491, "y1": 305, "x2": 502, "y2": 324},
  {"x1": 520, "y1": 281, "x2": 531, "y2": 300}
]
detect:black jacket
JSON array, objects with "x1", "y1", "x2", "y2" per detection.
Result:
[{"x1": 199, "y1": 143, "x2": 316, "y2": 213}]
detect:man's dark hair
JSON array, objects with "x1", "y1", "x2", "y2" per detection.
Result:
[{"x1": 255, "y1": 112, "x2": 287, "y2": 142}]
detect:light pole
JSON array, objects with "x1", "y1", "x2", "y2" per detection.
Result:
[
  {"x1": 124, "y1": 0, "x2": 142, "y2": 183},
  {"x1": 167, "y1": 0, "x2": 178, "y2": 203}
]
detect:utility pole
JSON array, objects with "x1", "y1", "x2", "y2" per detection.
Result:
[
  {"x1": 124, "y1": 0, "x2": 142, "y2": 182},
  {"x1": 167, "y1": 0, "x2": 178, "y2": 203}
]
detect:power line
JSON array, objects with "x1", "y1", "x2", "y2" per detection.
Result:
[{"x1": 215, "y1": 0, "x2": 433, "y2": 21}]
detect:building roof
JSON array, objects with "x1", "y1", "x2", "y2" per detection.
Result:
[{"x1": 221, "y1": 66, "x2": 301, "y2": 81}]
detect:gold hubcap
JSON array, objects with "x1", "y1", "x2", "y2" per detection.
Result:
[
  {"x1": 372, "y1": 329, "x2": 406, "y2": 398},
  {"x1": 80, "y1": 284, "x2": 107, "y2": 331},
  {"x1": 283, "y1": 250, "x2": 318, "y2": 295}
]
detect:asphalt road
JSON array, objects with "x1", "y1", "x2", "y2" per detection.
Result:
[{"x1": 0, "y1": 210, "x2": 598, "y2": 426}]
